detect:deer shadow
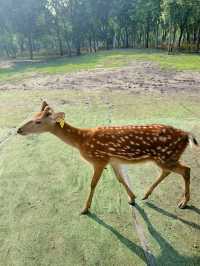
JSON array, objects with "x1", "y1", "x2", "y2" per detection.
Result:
[
  {"x1": 87, "y1": 203, "x2": 200, "y2": 265},
  {"x1": 135, "y1": 203, "x2": 200, "y2": 265},
  {"x1": 186, "y1": 205, "x2": 200, "y2": 215},
  {"x1": 145, "y1": 202, "x2": 200, "y2": 230},
  {"x1": 87, "y1": 212, "x2": 150, "y2": 264}
]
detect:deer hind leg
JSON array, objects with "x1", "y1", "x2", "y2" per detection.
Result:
[
  {"x1": 170, "y1": 162, "x2": 191, "y2": 209},
  {"x1": 142, "y1": 169, "x2": 171, "y2": 200},
  {"x1": 111, "y1": 163, "x2": 136, "y2": 205},
  {"x1": 81, "y1": 163, "x2": 106, "y2": 215}
]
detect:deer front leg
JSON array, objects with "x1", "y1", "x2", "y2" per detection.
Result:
[
  {"x1": 111, "y1": 163, "x2": 136, "y2": 205},
  {"x1": 142, "y1": 169, "x2": 171, "y2": 200},
  {"x1": 81, "y1": 163, "x2": 105, "y2": 215}
]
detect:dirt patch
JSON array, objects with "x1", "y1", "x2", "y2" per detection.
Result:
[
  {"x1": 0, "y1": 60, "x2": 14, "y2": 69},
  {"x1": 0, "y1": 61, "x2": 200, "y2": 94}
]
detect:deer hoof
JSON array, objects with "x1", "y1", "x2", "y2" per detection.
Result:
[
  {"x1": 128, "y1": 199, "x2": 135, "y2": 206},
  {"x1": 80, "y1": 208, "x2": 90, "y2": 215},
  {"x1": 142, "y1": 194, "x2": 149, "y2": 200},
  {"x1": 177, "y1": 198, "x2": 187, "y2": 209}
]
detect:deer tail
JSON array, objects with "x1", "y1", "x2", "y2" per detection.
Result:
[{"x1": 188, "y1": 133, "x2": 199, "y2": 147}]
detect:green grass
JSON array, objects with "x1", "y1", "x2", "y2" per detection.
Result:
[
  {"x1": 0, "y1": 49, "x2": 200, "y2": 82},
  {"x1": 0, "y1": 89, "x2": 200, "y2": 265}
]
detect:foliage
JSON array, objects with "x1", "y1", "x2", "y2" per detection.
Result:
[{"x1": 0, "y1": 0, "x2": 200, "y2": 58}]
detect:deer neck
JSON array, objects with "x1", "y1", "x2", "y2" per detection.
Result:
[{"x1": 51, "y1": 122, "x2": 84, "y2": 149}]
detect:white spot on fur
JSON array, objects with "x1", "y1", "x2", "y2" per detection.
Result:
[
  {"x1": 159, "y1": 136, "x2": 167, "y2": 142},
  {"x1": 108, "y1": 147, "x2": 116, "y2": 151}
]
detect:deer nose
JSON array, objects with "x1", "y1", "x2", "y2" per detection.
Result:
[{"x1": 17, "y1": 128, "x2": 23, "y2": 134}]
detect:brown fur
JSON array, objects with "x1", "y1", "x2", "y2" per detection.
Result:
[{"x1": 17, "y1": 101, "x2": 196, "y2": 214}]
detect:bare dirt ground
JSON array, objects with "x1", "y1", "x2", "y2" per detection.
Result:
[
  {"x1": 0, "y1": 60, "x2": 14, "y2": 69},
  {"x1": 0, "y1": 61, "x2": 200, "y2": 94}
]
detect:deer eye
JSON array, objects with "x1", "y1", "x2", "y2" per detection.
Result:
[{"x1": 35, "y1": 120, "x2": 41, "y2": 124}]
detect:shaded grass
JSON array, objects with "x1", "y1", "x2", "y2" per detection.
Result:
[{"x1": 0, "y1": 49, "x2": 200, "y2": 82}]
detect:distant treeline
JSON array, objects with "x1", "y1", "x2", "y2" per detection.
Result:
[{"x1": 0, "y1": 0, "x2": 200, "y2": 59}]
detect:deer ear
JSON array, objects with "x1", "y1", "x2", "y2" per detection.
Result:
[
  {"x1": 41, "y1": 100, "x2": 49, "y2": 111},
  {"x1": 41, "y1": 106, "x2": 52, "y2": 117},
  {"x1": 53, "y1": 112, "x2": 65, "y2": 128}
]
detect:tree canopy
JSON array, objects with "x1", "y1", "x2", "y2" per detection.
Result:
[{"x1": 0, "y1": 0, "x2": 199, "y2": 58}]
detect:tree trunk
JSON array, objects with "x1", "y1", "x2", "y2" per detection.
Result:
[
  {"x1": 89, "y1": 36, "x2": 92, "y2": 52},
  {"x1": 125, "y1": 27, "x2": 129, "y2": 48},
  {"x1": 178, "y1": 28, "x2": 184, "y2": 49},
  {"x1": 106, "y1": 37, "x2": 109, "y2": 50},
  {"x1": 57, "y1": 30, "x2": 63, "y2": 56},
  {"x1": 138, "y1": 32, "x2": 142, "y2": 47},
  {"x1": 196, "y1": 27, "x2": 200, "y2": 52},
  {"x1": 172, "y1": 27, "x2": 177, "y2": 50},
  {"x1": 186, "y1": 28, "x2": 191, "y2": 50},
  {"x1": 19, "y1": 38, "x2": 25, "y2": 55},
  {"x1": 168, "y1": 25, "x2": 173, "y2": 54},
  {"x1": 4, "y1": 45, "x2": 10, "y2": 57},
  {"x1": 28, "y1": 33, "x2": 33, "y2": 60},
  {"x1": 93, "y1": 39, "x2": 96, "y2": 52},
  {"x1": 145, "y1": 20, "x2": 150, "y2": 48},
  {"x1": 58, "y1": 37, "x2": 64, "y2": 56},
  {"x1": 66, "y1": 40, "x2": 72, "y2": 57},
  {"x1": 116, "y1": 34, "x2": 120, "y2": 48},
  {"x1": 145, "y1": 31, "x2": 149, "y2": 48},
  {"x1": 55, "y1": 17, "x2": 64, "y2": 56},
  {"x1": 76, "y1": 40, "x2": 81, "y2": 55},
  {"x1": 193, "y1": 27, "x2": 197, "y2": 44},
  {"x1": 155, "y1": 23, "x2": 159, "y2": 48}
]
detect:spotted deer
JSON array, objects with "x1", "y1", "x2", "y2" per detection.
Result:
[{"x1": 17, "y1": 101, "x2": 198, "y2": 214}]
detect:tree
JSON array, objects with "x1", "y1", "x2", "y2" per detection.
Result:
[{"x1": 0, "y1": 0, "x2": 200, "y2": 58}]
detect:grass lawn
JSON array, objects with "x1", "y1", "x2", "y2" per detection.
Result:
[
  {"x1": 0, "y1": 49, "x2": 200, "y2": 82},
  {"x1": 0, "y1": 88, "x2": 200, "y2": 266}
]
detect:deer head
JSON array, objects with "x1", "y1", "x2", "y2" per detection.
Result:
[{"x1": 17, "y1": 101, "x2": 65, "y2": 135}]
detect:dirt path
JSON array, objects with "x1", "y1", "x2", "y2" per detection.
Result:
[{"x1": 0, "y1": 61, "x2": 200, "y2": 94}]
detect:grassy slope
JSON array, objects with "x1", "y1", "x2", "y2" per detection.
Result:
[
  {"x1": 0, "y1": 89, "x2": 200, "y2": 266},
  {"x1": 0, "y1": 49, "x2": 200, "y2": 82}
]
